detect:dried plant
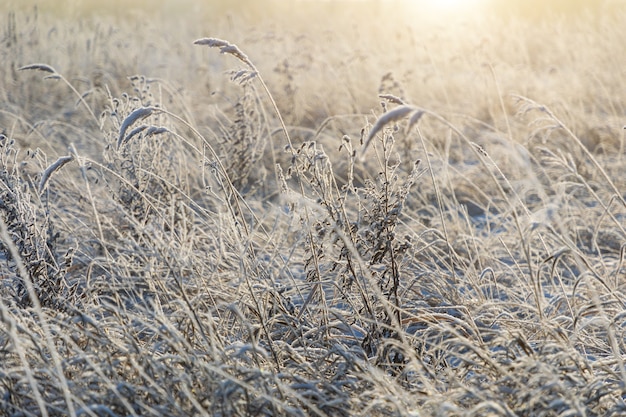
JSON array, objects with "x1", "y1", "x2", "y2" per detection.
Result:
[{"x1": 0, "y1": 135, "x2": 75, "y2": 310}]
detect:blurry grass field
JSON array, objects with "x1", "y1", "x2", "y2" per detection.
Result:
[{"x1": 0, "y1": 1, "x2": 625, "y2": 416}]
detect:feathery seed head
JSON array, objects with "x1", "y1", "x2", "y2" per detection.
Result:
[
  {"x1": 117, "y1": 107, "x2": 154, "y2": 149},
  {"x1": 362, "y1": 105, "x2": 417, "y2": 157},
  {"x1": 19, "y1": 63, "x2": 57, "y2": 73},
  {"x1": 194, "y1": 37, "x2": 256, "y2": 70}
]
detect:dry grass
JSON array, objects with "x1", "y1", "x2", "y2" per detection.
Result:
[{"x1": 0, "y1": 1, "x2": 625, "y2": 416}]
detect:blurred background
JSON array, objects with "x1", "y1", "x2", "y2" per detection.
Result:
[
  {"x1": 3, "y1": 0, "x2": 626, "y2": 19},
  {"x1": 1, "y1": 0, "x2": 623, "y2": 148}
]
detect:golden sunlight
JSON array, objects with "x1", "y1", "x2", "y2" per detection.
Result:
[{"x1": 418, "y1": 0, "x2": 487, "y2": 15}]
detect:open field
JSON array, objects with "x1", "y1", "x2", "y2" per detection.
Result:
[{"x1": 0, "y1": 1, "x2": 625, "y2": 415}]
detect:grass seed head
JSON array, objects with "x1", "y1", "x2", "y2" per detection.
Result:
[
  {"x1": 117, "y1": 107, "x2": 155, "y2": 149},
  {"x1": 362, "y1": 105, "x2": 416, "y2": 156},
  {"x1": 39, "y1": 154, "x2": 74, "y2": 194},
  {"x1": 18, "y1": 63, "x2": 57, "y2": 73},
  {"x1": 194, "y1": 37, "x2": 256, "y2": 70}
]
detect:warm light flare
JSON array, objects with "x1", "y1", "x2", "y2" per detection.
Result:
[{"x1": 405, "y1": 0, "x2": 488, "y2": 18}]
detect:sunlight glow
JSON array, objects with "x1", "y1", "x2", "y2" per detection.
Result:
[{"x1": 407, "y1": 0, "x2": 488, "y2": 18}]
